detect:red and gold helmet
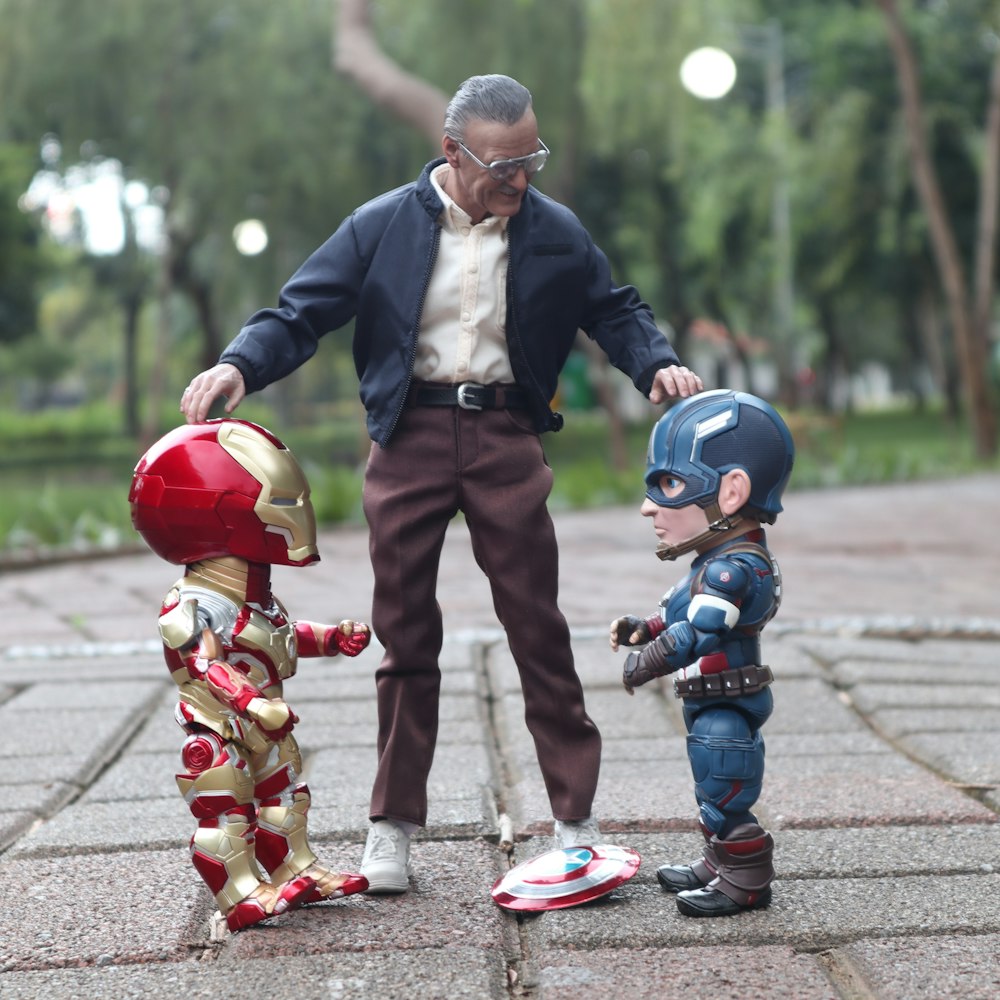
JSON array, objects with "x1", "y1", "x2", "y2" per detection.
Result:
[{"x1": 129, "y1": 419, "x2": 319, "y2": 567}]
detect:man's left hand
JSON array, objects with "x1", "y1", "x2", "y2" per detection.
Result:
[{"x1": 649, "y1": 365, "x2": 704, "y2": 403}]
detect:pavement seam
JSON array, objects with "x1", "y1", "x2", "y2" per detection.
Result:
[
  {"x1": 809, "y1": 643, "x2": 1000, "y2": 818},
  {"x1": 1, "y1": 680, "x2": 173, "y2": 859},
  {"x1": 815, "y1": 947, "x2": 885, "y2": 1000}
]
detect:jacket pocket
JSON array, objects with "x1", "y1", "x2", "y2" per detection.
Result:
[{"x1": 532, "y1": 243, "x2": 573, "y2": 255}]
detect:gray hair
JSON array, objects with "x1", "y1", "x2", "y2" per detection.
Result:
[{"x1": 444, "y1": 75, "x2": 533, "y2": 142}]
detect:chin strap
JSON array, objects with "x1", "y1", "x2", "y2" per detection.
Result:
[{"x1": 655, "y1": 505, "x2": 749, "y2": 562}]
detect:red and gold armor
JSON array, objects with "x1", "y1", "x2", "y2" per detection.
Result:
[{"x1": 131, "y1": 420, "x2": 371, "y2": 932}]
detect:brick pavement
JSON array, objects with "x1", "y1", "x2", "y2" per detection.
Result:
[{"x1": 1, "y1": 475, "x2": 999, "y2": 998}]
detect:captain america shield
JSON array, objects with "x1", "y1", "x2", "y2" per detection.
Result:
[{"x1": 491, "y1": 845, "x2": 641, "y2": 911}]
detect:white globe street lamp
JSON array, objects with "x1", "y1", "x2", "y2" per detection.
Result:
[
  {"x1": 233, "y1": 218, "x2": 268, "y2": 256},
  {"x1": 678, "y1": 46, "x2": 737, "y2": 100},
  {"x1": 679, "y1": 23, "x2": 796, "y2": 395}
]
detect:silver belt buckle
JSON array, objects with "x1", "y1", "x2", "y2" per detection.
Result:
[{"x1": 456, "y1": 382, "x2": 485, "y2": 410}]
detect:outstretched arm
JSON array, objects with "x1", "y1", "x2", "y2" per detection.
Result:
[{"x1": 295, "y1": 619, "x2": 372, "y2": 658}]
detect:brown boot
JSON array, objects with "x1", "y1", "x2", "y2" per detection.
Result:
[{"x1": 676, "y1": 824, "x2": 773, "y2": 918}]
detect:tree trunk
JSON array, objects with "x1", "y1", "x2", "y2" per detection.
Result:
[
  {"x1": 974, "y1": 46, "x2": 1000, "y2": 345},
  {"x1": 141, "y1": 247, "x2": 174, "y2": 450},
  {"x1": 706, "y1": 290, "x2": 757, "y2": 398},
  {"x1": 185, "y1": 278, "x2": 223, "y2": 372},
  {"x1": 875, "y1": 0, "x2": 997, "y2": 458},
  {"x1": 815, "y1": 294, "x2": 849, "y2": 413},
  {"x1": 122, "y1": 291, "x2": 141, "y2": 437},
  {"x1": 332, "y1": 0, "x2": 447, "y2": 146}
]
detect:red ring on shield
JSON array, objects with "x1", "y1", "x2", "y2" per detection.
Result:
[{"x1": 491, "y1": 845, "x2": 641, "y2": 911}]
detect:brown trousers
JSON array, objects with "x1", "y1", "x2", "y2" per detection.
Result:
[{"x1": 362, "y1": 403, "x2": 601, "y2": 827}]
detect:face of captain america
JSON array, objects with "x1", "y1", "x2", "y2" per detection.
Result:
[
  {"x1": 640, "y1": 476, "x2": 714, "y2": 554},
  {"x1": 641, "y1": 468, "x2": 754, "y2": 557}
]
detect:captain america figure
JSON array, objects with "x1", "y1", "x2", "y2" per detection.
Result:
[{"x1": 610, "y1": 390, "x2": 794, "y2": 917}]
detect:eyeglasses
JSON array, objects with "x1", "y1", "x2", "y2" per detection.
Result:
[{"x1": 454, "y1": 139, "x2": 550, "y2": 181}]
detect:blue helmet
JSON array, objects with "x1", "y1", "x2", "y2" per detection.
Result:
[{"x1": 645, "y1": 390, "x2": 794, "y2": 526}]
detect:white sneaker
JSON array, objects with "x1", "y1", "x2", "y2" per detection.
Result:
[
  {"x1": 554, "y1": 816, "x2": 602, "y2": 849},
  {"x1": 360, "y1": 820, "x2": 413, "y2": 893}
]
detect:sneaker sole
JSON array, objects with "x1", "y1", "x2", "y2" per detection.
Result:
[
  {"x1": 360, "y1": 867, "x2": 411, "y2": 894},
  {"x1": 362, "y1": 877, "x2": 410, "y2": 894}
]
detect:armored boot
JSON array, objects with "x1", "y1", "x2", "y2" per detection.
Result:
[
  {"x1": 256, "y1": 782, "x2": 368, "y2": 903},
  {"x1": 178, "y1": 731, "x2": 315, "y2": 931},
  {"x1": 656, "y1": 823, "x2": 720, "y2": 893},
  {"x1": 675, "y1": 823, "x2": 773, "y2": 917},
  {"x1": 221, "y1": 870, "x2": 317, "y2": 932}
]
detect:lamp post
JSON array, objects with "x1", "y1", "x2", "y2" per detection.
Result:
[{"x1": 680, "y1": 21, "x2": 796, "y2": 400}]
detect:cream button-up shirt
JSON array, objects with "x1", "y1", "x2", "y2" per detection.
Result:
[{"x1": 412, "y1": 165, "x2": 516, "y2": 385}]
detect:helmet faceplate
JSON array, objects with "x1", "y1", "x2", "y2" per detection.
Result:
[
  {"x1": 129, "y1": 419, "x2": 319, "y2": 567},
  {"x1": 644, "y1": 390, "x2": 794, "y2": 524}
]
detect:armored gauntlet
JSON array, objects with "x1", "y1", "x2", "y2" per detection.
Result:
[{"x1": 623, "y1": 638, "x2": 672, "y2": 694}]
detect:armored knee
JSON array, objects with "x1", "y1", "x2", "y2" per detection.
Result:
[{"x1": 176, "y1": 731, "x2": 254, "y2": 819}]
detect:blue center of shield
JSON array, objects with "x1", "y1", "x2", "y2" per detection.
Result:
[
  {"x1": 525, "y1": 847, "x2": 592, "y2": 880},
  {"x1": 558, "y1": 848, "x2": 591, "y2": 872}
]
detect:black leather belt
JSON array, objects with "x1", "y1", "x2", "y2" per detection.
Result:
[{"x1": 408, "y1": 382, "x2": 528, "y2": 411}]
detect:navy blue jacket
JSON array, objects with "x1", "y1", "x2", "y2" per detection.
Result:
[{"x1": 221, "y1": 158, "x2": 680, "y2": 446}]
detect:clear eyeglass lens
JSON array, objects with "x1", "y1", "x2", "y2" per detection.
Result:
[{"x1": 489, "y1": 151, "x2": 548, "y2": 181}]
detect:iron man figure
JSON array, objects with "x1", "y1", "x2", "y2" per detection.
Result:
[{"x1": 130, "y1": 418, "x2": 371, "y2": 932}]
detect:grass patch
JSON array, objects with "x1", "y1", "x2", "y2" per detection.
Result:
[{"x1": 0, "y1": 404, "x2": 995, "y2": 559}]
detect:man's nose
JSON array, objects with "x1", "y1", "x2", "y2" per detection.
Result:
[{"x1": 505, "y1": 167, "x2": 531, "y2": 191}]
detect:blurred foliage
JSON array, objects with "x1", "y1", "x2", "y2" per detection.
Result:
[
  {"x1": 0, "y1": 0, "x2": 999, "y2": 528},
  {"x1": 0, "y1": 404, "x2": 992, "y2": 561}
]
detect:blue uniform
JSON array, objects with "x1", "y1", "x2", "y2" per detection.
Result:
[
  {"x1": 653, "y1": 529, "x2": 780, "y2": 839},
  {"x1": 626, "y1": 389, "x2": 792, "y2": 914}
]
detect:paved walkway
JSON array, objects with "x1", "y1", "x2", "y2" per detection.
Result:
[{"x1": 1, "y1": 475, "x2": 999, "y2": 998}]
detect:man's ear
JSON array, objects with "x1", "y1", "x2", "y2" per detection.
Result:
[
  {"x1": 718, "y1": 469, "x2": 751, "y2": 517},
  {"x1": 442, "y1": 135, "x2": 462, "y2": 169}
]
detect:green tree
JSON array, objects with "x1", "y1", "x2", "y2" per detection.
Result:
[
  {"x1": 0, "y1": 144, "x2": 48, "y2": 345},
  {"x1": 0, "y1": 0, "x2": 429, "y2": 434},
  {"x1": 875, "y1": 0, "x2": 999, "y2": 458}
]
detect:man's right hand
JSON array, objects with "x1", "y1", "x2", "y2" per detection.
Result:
[{"x1": 180, "y1": 363, "x2": 246, "y2": 423}]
